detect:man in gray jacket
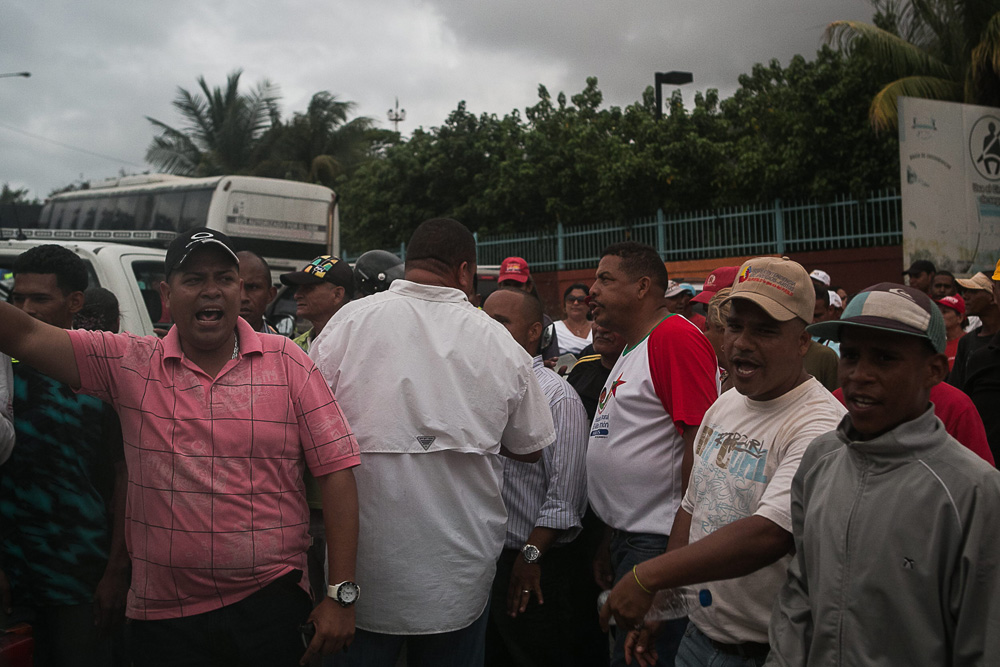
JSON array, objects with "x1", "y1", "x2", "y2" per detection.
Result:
[{"x1": 767, "y1": 283, "x2": 1000, "y2": 666}]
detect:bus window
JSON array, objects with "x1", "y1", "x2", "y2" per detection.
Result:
[
  {"x1": 152, "y1": 193, "x2": 184, "y2": 231},
  {"x1": 97, "y1": 198, "x2": 115, "y2": 229},
  {"x1": 179, "y1": 189, "x2": 212, "y2": 233},
  {"x1": 80, "y1": 199, "x2": 100, "y2": 229},
  {"x1": 137, "y1": 195, "x2": 155, "y2": 229},
  {"x1": 68, "y1": 201, "x2": 84, "y2": 230},
  {"x1": 114, "y1": 196, "x2": 139, "y2": 228}
]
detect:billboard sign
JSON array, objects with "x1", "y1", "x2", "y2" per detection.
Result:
[{"x1": 898, "y1": 96, "x2": 1000, "y2": 275}]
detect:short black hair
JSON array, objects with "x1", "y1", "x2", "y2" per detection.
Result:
[
  {"x1": 74, "y1": 287, "x2": 120, "y2": 332},
  {"x1": 935, "y1": 270, "x2": 955, "y2": 281},
  {"x1": 406, "y1": 218, "x2": 477, "y2": 271},
  {"x1": 815, "y1": 286, "x2": 830, "y2": 307},
  {"x1": 600, "y1": 242, "x2": 668, "y2": 291},
  {"x1": 12, "y1": 244, "x2": 88, "y2": 294},
  {"x1": 237, "y1": 249, "x2": 271, "y2": 278},
  {"x1": 563, "y1": 283, "x2": 590, "y2": 300}
]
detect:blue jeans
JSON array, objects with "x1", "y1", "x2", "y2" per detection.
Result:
[
  {"x1": 675, "y1": 623, "x2": 769, "y2": 667},
  {"x1": 609, "y1": 531, "x2": 687, "y2": 667},
  {"x1": 327, "y1": 605, "x2": 489, "y2": 667}
]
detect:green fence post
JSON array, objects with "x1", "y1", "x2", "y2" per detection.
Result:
[
  {"x1": 557, "y1": 222, "x2": 565, "y2": 271},
  {"x1": 656, "y1": 209, "x2": 666, "y2": 259},
  {"x1": 773, "y1": 199, "x2": 785, "y2": 255}
]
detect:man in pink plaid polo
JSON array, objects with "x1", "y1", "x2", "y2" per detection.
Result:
[{"x1": 0, "y1": 228, "x2": 361, "y2": 666}]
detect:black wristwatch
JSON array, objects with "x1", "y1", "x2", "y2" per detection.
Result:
[{"x1": 521, "y1": 544, "x2": 541, "y2": 564}]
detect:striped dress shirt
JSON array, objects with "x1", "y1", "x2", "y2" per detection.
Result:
[{"x1": 502, "y1": 356, "x2": 590, "y2": 549}]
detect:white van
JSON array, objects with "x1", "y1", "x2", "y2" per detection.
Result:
[{"x1": 0, "y1": 239, "x2": 167, "y2": 336}]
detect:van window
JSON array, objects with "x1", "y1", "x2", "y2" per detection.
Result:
[{"x1": 130, "y1": 260, "x2": 172, "y2": 330}]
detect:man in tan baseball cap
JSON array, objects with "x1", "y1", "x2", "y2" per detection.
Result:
[
  {"x1": 601, "y1": 255, "x2": 846, "y2": 663},
  {"x1": 950, "y1": 270, "x2": 1000, "y2": 387}
]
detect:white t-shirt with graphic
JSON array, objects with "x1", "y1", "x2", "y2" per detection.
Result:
[
  {"x1": 587, "y1": 315, "x2": 718, "y2": 535},
  {"x1": 681, "y1": 377, "x2": 845, "y2": 644}
]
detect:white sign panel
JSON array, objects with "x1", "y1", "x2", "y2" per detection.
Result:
[{"x1": 899, "y1": 96, "x2": 1000, "y2": 275}]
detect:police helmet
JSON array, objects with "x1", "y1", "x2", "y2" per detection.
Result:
[{"x1": 354, "y1": 250, "x2": 404, "y2": 297}]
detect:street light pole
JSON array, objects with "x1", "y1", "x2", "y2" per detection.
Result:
[
  {"x1": 654, "y1": 71, "x2": 693, "y2": 120},
  {"x1": 0, "y1": 72, "x2": 31, "y2": 79}
]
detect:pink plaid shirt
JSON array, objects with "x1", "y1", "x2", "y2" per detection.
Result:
[{"x1": 68, "y1": 317, "x2": 360, "y2": 620}]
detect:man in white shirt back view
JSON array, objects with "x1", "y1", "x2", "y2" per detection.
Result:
[{"x1": 310, "y1": 218, "x2": 556, "y2": 667}]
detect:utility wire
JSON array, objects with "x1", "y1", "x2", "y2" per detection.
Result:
[{"x1": 0, "y1": 120, "x2": 146, "y2": 168}]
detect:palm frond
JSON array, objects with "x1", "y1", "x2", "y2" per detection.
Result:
[
  {"x1": 869, "y1": 75, "x2": 963, "y2": 131},
  {"x1": 825, "y1": 20, "x2": 955, "y2": 79},
  {"x1": 969, "y1": 11, "x2": 1000, "y2": 105}
]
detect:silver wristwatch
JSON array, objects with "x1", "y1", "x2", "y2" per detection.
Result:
[
  {"x1": 327, "y1": 581, "x2": 361, "y2": 607},
  {"x1": 521, "y1": 544, "x2": 541, "y2": 564}
]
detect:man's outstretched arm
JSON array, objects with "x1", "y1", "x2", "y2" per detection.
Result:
[{"x1": 0, "y1": 302, "x2": 80, "y2": 387}]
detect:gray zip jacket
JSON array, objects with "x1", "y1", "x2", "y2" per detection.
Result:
[{"x1": 767, "y1": 407, "x2": 1000, "y2": 666}]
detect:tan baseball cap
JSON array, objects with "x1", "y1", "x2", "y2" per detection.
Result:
[
  {"x1": 724, "y1": 256, "x2": 815, "y2": 322},
  {"x1": 956, "y1": 271, "x2": 993, "y2": 292}
]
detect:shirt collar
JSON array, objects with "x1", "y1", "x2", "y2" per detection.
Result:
[
  {"x1": 835, "y1": 405, "x2": 946, "y2": 471},
  {"x1": 389, "y1": 279, "x2": 471, "y2": 304},
  {"x1": 162, "y1": 316, "x2": 262, "y2": 361},
  {"x1": 532, "y1": 354, "x2": 544, "y2": 369}
]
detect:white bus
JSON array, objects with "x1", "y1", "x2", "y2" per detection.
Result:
[{"x1": 29, "y1": 174, "x2": 339, "y2": 272}]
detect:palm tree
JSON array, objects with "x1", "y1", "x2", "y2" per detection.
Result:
[
  {"x1": 826, "y1": 0, "x2": 1000, "y2": 130},
  {"x1": 146, "y1": 70, "x2": 280, "y2": 175},
  {"x1": 252, "y1": 92, "x2": 374, "y2": 188}
]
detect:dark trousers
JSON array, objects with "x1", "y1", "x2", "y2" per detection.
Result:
[
  {"x1": 486, "y1": 539, "x2": 608, "y2": 667},
  {"x1": 1, "y1": 602, "x2": 115, "y2": 667},
  {"x1": 327, "y1": 606, "x2": 489, "y2": 667},
  {"x1": 609, "y1": 531, "x2": 687, "y2": 667},
  {"x1": 127, "y1": 570, "x2": 312, "y2": 667}
]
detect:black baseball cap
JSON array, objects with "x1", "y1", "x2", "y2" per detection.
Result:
[
  {"x1": 280, "y1": 255, "x2": 355, "y2": 299},
  {"x1": 164, "y1": 227, "x2": 239, "y2": 277},
  {"x1": 903, "y1": 259, "x2": 936, "y2": 276}
]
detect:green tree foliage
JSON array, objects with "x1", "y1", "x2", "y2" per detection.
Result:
[
  {"x1": 826, "y1": 0, "x2": 1000, "y2": 130},
  {"x1": 722, "y1": 47, "x2": 899, "y2": 201},
  {"x1": 146, "y1": 70, "x2": 280, "y2": 175},
  {"x1": 145, "y1": 73, "x2": 372, "y2": 186},
  {"x1": 0, "y1": 184, "x2": 36, "y2": 205},
  {"x1": 338, "y1": 49, "x2": 899, "y2": 250}
]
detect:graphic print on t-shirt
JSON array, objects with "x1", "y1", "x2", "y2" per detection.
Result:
[
  {"x1": 591, "y1": 373, "x2": 625, "y2": 437},
  {"x1": 691, "y1": 425, "x2": 770, "y2": 529}
]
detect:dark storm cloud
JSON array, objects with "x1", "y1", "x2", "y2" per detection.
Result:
[{"x1": 0, "y1": 0, "x2": 874, "y2": 199}]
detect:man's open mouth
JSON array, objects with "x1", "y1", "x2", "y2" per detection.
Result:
[{"x1": 196, "y1": 308, "x2": 224, "y2": 322}]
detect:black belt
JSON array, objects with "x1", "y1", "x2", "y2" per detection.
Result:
[{"x1": 709, "y1": 637, "x2": 770, "y2": 660}]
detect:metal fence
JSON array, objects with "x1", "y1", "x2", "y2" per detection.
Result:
[{"x1": 345, "y1": 189, "x2": 902, "y2": 269}]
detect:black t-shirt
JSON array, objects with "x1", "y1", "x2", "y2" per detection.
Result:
[
  {"x1": 963, "y1": 333, "x2": 1000, "y2": 465},
  {"x1": 948, "y1": 327, "x2": 994, "y2": 389},
  {"x1": 567, "y1": 355, "x2": 611, "y2": 422}
]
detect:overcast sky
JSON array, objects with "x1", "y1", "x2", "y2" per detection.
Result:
[{"x1": 2, "y1": 0, "x2": 874, "y2": 200}]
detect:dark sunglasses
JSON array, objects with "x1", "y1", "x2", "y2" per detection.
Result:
[{"x1": 565, "y1": 296, "x2": 587, "y2": 304}]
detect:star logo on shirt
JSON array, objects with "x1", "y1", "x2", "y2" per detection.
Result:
[{"x1": 610, "y1": 373, "x2": 626, "y2": 397}]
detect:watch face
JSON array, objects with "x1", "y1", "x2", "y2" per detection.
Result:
[
  {"x1": 339, "y1": 582, "x2": 360, "y2": 604},
  {"x1": 522, "y1": 545, "x2": 541, "y2": 563}
]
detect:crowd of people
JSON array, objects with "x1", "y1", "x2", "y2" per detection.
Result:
[{"x1": 0, "y1": 221, "x2": 999, "y2": 667}]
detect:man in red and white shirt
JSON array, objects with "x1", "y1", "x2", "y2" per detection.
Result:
[
  {"x1": 586, "y1": 242, "x2": 719, "y2": 667},
  {"x1": 0, "y1": 228, "x2": 361, "y2": 666}
]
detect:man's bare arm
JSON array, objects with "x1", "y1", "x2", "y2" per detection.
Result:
[{"x1": 0, "y1": 302, "x2": 80, "y2": 387}]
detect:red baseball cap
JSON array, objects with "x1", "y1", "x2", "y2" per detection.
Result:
[
  {"x1": 935, "y1": 294, "x2": 966, "y2": 317},
  {"x1": 499, "y1": 257, "x2": 531, "y2": 283},
  {"x1": 691, "y1": 266, "x2": 739, "y2": 305}
]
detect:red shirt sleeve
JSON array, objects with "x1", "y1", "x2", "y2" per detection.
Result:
[
  {"x1": 930, "y1": 383, "x2": 995, "y2": 465},
  {"x1": 647, "y1": 315, "x2": 719, "y2": 431}
]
